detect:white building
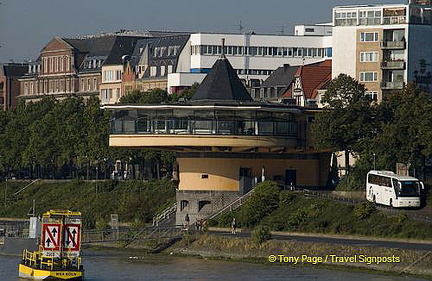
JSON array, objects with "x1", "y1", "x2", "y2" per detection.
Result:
[
  {"x1": 168, "y1": 31, "x2": 333, "y2": 95},
  {"x1": 332, "y1": 0, "x2": 432, "y2": 102}
]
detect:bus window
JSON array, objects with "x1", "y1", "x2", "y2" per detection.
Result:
[{"x1": 399, "y1": 181, "x2": 420, "y2": 197}]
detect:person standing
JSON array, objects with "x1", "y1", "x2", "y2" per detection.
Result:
[
  {"x1": 184, "y1": 214, "x2": 190, "y2": 230},
  {"x1": 231, "y1": 217, "x2": 237, "y2": 234}
]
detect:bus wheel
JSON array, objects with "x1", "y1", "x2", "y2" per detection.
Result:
[{"x1": 389, "y1": 199, "x2": 393, "y2": 208}]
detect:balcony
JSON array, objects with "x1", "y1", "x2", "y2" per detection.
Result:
[
  {"x1": 380, "y1": 60, "x2": 406, "y2": 70},
  {"x1": 383, "y1": 16, "x2": 407, "y2": 25},
  {"x1": 380, "y1": 81, "x2": 405, "y2": 90},
  {"x1": 380, "y1": 40, "x2": 406, "y2": 50},
  {"x1": 111, "y1": 118, "x2": 298, "y2": 138}
]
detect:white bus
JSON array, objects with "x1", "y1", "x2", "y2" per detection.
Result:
[{"x1": 366, "y1": 170, "x2": 423, "y2": 208}]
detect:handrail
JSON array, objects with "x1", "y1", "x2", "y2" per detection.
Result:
[
  {"x1": 152, "y1": 203, "x2": 177, "y2": 226},
  {"x1": 14, "y1": 179, "x2": 40, "y2": 195},
  {"x1": 207, "y1": 188, "x2": 255, "y2": 220}
]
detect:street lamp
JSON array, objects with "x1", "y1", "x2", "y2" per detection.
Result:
[{"x1": 373, "y1": 153, "x2": 376, "y2": 170}]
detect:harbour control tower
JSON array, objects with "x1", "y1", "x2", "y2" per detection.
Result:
[{"x1": 104, "y1": 52, "x2": 331, "y2": 225}]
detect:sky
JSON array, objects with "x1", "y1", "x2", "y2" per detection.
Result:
[{"x1": 0, "y1": 0, "x2": 403, "y2": 62}]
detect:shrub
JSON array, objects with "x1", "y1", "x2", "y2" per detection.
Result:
[
  {"x1": 279, "y1": 191, "x2": 295, "y2": 206},
  {"x1": 252, "y1": 225, "x2": 271, "y2": 246},
  {"x1": 240, "y1": 181, "x2": 280, "y2": 227},
  {"x1": 353, "y1": 202, "x2": 376, "y2": 219}
]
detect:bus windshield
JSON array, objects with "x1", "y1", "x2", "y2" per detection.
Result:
[{"x1": 398, "y1": 181, "x2": 420, "y2": 197}]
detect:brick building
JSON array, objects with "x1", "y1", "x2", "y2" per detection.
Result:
[
  {"x1": 0, "y1": 63, "x2": 28, "y2": 110},
  {"x1": 18, "y1": 35, "x2": 143, "y2": 102}
]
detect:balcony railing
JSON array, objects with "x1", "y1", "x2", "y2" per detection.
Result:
[
  {"x1": 383, "y1": 16, "x2": 407, "y2": 25},
  {"x1": 380, "y1": 60, "x2": 406, "y2": 70},
  {"x1": 380, "y1": 40, "x2": 406, "y2": 49},
  {"x1": 381, "y1": 81, "x2": 405, "y2": 90},
  {"x1": 359, "y1": 18, "x2": 381, "y2": 26},
  {"x1": 111, "y1": 118, "x2": 298, "y2": 138}
]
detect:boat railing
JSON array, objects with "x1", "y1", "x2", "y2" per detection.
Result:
[
  {"x1": 22, "y1": 248, "x2": 81, "y2": 271},
  {"x1": 40, "y1": 256, "x2": 54, "y2": 270}
]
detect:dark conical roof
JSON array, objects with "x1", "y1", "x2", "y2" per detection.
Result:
[{"x1": 191, "y1": 56, "x2": 253, "y2": 102}]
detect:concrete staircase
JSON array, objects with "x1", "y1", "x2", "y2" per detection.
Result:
[
  {"x1": 206, "y1": 188, "x2": 255, "y2": 220},
  {"x1": 152, "y1": 202, "x2": 177, "y2": 227}
]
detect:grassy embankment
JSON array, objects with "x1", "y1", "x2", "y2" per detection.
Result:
[
  {"x1": 0, "y1": 179, "x2": 176, "y2": 228},
  {"x1": 169, "y1": 234, "x2": 432, "y2": 277},
  {"x1": 213, "y1": 181, "x2": 432, "y2": 240}
]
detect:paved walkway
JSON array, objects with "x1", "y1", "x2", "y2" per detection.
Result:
[{"x1": 208, "y1": 228, "x2": 432, "y2": 251}]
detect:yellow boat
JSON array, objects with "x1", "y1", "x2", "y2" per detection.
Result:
[{"x1": 18, "y1": 210, "x2": 84, "y2": 280}]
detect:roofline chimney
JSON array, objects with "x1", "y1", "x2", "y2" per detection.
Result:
[{"x1": 221, "y1": 38, "x2": 226, "y2": 58}]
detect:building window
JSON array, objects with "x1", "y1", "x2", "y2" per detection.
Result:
[
  {"x1": 167, "y1": 65, "x2": 173, "y2": 74},
  {"x1": 101, "y1": 89, "x2": 108, "y2": 100},
  {"x1": 359, "y1": 10, "x2": 382, "y2": 25},
  {"x1": 180, "y1": 200, "x2": 189, "y2": 211},
  {"x1": 24, "y1": 83, "x2": 28, "y2": 95},
  {"x1": 60, "y1": 56, "x2": 64, "y2": 71},
  {"x1": 360, "y1": 32, "x2": 379, "y2": 42},
  {"x1": 66, "y1": 56, "x2": 70, "y2": 71},
  {"x1": 359, "y1": 71, "x2": 378, "y2": 82},
  {"x1": 360, "y1": 52, "x2": 378, "y2": 62},
  {"x1": 334, "y1": 11, "x2": 358, "y2": 26},
  {"x1": 93, "y1": 78, "x2": 97, "y2": 91},
  {"x1": 87, "y1": 78, "x2": 91, "y2": 91},
  {"x1": 81, "y1": 79, "x2": 85, "y2": 91},
  {"x1": 365, "y1": 91, "x2": 378, "y2": 101},
  {"x1": 43, "y1": 58, "x2": 47, "y2": 73},
  {"x1": 198, "y1": 200, "x2": 211, "y2": 212},
  {"x1": 161, "y1": 65, "x2": 166, "y2": 76},
  {"x1": 54, "y1": 57, "x2": 58, "y2": 72},
  {"x1": 116, "y1": 70, "x2": 122, "y2": 81},
  {"x1": 150, "y1": 66, "x2": 157, "y2": 77},
  {"x1": 104, "y1": 70, "x2": 114, "y2": 82},
  {"x1": 49, "y1": 57, "x2": 53, "y2": 73}
]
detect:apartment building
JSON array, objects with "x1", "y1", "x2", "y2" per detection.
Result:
[
  {"x1": 18, "y1": 35, "x2": 144, "y2": 103},
  {"x1": 116, "y1": 34, "x2": 191, "y2": 104},
  {"x1": 332, "y1": 0, "x2": 432, "y2": 102},
  {"x1": 168, "y1": 31, "x2": 333, "y2": 96}
]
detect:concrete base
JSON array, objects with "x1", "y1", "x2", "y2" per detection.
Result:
[
  {"x1": 176, "y1": 190, "x2": 239, "y2": 226},
  {"x1": 0, "y1": 238, "x2": 38, "y2": 255}
]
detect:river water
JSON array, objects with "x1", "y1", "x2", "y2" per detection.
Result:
[{"x1": 0, "y1": 251, "x2": 428, "y2": 281}]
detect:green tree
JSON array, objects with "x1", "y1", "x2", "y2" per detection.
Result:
[
  {"x1": 311, "y1": 74, "x2": 376, "y2": 174},
  {"x1": 119, "y1": 88, "x2": 169, "y2": 104},
  {"x1": 372, "y1": 84, "x2": 432, "y2": 177},
  {"x1": 169, "y1": 82, "x2": 200, "y2": 102}
]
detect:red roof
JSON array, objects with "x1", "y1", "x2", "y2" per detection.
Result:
[{"x1": 282, "y1": 60, "x2": 332, "y2": 100}]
